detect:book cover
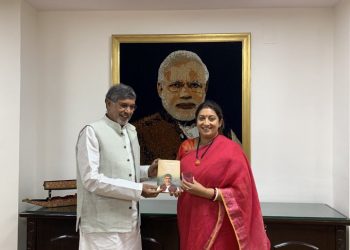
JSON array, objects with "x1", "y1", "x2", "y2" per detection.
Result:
[{"x1": 157, "y1": 159, "x2": 180, "y2": 192}]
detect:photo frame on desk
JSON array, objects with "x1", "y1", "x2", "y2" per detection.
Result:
[{"x1": 111, "y1": 33, "x2": 251, "y2": 159}]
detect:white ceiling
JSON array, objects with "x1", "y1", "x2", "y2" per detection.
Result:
[{"x1": 25, "y1": 0, "x2": 340, "y2": 11}]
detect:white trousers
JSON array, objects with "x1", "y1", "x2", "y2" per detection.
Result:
[{"x1": 79, "y1": 228, "x2": 142, "y2": 250}]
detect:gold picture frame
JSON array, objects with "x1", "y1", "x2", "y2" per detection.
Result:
[{"x1": 111, "y1": 33, "x2": 251, "y2": 159}]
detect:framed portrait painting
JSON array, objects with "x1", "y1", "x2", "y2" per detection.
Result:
[{"x1": 111, "y1": 33, "x2": 251, "y2": 162}]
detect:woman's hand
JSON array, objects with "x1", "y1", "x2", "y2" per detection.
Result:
[{"x1": 181, "y1": 175, "x2": 215, "y2": 200}]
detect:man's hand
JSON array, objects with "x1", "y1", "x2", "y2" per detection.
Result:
[
  {"x1": 141, "y1": 183, "x2": 161, "y2": 198},
  {"x1": 148, "y1": 158, "x2": 159, "y2": 178}
]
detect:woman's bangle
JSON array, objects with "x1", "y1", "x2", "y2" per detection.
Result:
[
  {"x1": 210, "y1": 188, "x2": 216, "y2": 200},
  {"x1": 213, "y1": 188, "x2": 219, "y2": 201}
]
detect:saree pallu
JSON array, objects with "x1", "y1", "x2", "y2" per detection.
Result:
[{"x1": 177, "y1": 135, "x2": 270, "y2": 250}]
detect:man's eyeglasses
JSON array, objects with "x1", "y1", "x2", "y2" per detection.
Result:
[
  {"x1": 165, "y1": 81, "x2": 205, "y2": 93},
  {"x1": 119, "y1": 103, "x2": 137, "y2": 111}
]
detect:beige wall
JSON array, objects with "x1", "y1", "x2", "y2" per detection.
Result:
[
  {"x1": 9, "y1": 2, "x2": 350, "y2": 250},
  {"x1": 32, "y1": 8, "x2": 334, "y2": 202},
  {"x1": 18, "y1": 2, "x2": 39, "y2": 250},
  {"x1": 0, "y1": 1, "x2": 21, "y2": 249},
  {"x1": 334, "y1": 0, "x2": 350, "y2": 215}
]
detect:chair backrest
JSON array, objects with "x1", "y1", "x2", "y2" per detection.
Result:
[
  {"x1": 273, "y1": 241, "x2": 319, "y2": 250},
  {"x1": 142, "y1": 237, "x2": 163, "y2": 250}
]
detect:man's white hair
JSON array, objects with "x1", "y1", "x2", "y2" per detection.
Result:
[{"x1": 157, "y1": 50, "x2": 209, "y2": 83}]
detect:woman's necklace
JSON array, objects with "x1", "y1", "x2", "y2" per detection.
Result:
[{"x1": 195, "y1": 136, "x2": 217, "y2": 166}]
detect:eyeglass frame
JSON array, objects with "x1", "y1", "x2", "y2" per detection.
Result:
[
  {"x1": 160, "y1": 80, "x2": 206, "y2": 94},
  {"x1": 107, "y1": 99, "x2": 137, "y2": 111},
  {"x1": 118, "y1": 102, "x2": 137, "y2": 111}
]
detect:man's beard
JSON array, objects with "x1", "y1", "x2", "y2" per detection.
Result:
[{"x1": 116, "y1": 116, "x2": 130, "y2": 126}]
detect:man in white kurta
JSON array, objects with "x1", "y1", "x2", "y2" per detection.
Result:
[{"x1": 76, "y1": 84, "x2": 160, "y2": 250}]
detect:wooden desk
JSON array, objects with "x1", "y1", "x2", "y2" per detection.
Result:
[
  {"x1": 19, "y1": 206, "x2": 78, "y2": 250},
  {"x1": 262, "y1": 202, "x2": 350, "y2": 250},
  {"x1": 20, "y1": 201, "x2": 350, "y2": 250}
]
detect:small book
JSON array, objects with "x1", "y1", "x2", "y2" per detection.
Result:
[{"x1": 157, "y1": 159, "x2": 180, "y2": 192}]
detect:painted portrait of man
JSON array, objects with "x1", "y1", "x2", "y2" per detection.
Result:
[
  {"x1": 114, "y1": 35, "x2": 249, "y2": 164},
  {"x1": 157, "y1": 50, "x2": 208, "y2": 123},
  {"x1": 133, "y1": 50, "x2": 240, "y2": 164},
  {"x1": 133, "y1": 50, "x2": 210, "y2": 164}
]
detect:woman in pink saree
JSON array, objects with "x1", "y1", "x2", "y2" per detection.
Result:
[{"x1": 176, "y1": 100, "x2": 270, "y2": 250}]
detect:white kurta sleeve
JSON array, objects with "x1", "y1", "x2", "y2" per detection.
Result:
[
  {"x1": 139, "y1": 165, "x2": 150, "y2": 181},
  {"x1": 77, "y1": 126, "x2": 143, "y2": 201}
]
